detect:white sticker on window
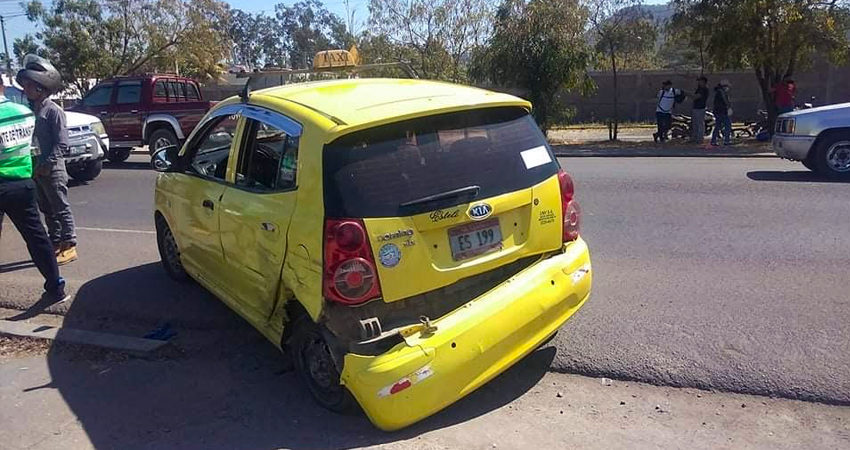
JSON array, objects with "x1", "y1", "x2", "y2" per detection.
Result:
[{"x1": 520, "y1": 145, "x2": 552, "y2": 169}]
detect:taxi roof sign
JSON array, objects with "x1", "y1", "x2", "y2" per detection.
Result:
[{"x1": 313, "y1": 47, "x2": 360, "y2": 70}]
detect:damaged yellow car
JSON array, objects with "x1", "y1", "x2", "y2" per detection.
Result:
[{"x1": 152, "y1": 72, "x2": 592, "y2": 430}]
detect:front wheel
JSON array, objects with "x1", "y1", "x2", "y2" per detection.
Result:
[
  {"x1": 814, "y1": 133, "x2": 850, "y2": 179},
  {"x1": 148, "y1": 128, "x2": 179, "y2": 155},
  {"x1": 156, "y1": 218, "x2": 190, "y2": 282},
  {"x1": 289, "y1": 319, "x2": 358, "y2": 414},
  {"x1": 69, "y1": 160, "x2": 103, "y2": 182}
]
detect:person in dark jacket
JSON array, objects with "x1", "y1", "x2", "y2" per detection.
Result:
[
  {"x1": 711, "y1": 79, "x2": 733, "y2": 146},
  {"x1": 691, "y1": 76, "x2": 709, "y2": 143},
  {"x1": 17, "y1": 54, "x2": 77, "y2": 265}
]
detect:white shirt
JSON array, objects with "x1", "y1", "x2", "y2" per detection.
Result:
[{"x1": 656, "y1": 88, "x2": 681, "y2": 114}]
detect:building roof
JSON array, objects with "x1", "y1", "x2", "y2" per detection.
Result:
[{"x1": 251, "y1": 78, "x2": 530, "y2": 130}]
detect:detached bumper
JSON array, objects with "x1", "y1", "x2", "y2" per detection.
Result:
[
  {"x1": 773, "y1": 135, "x2": 815, "y2": 161},
  {"x1": 341, "y1": 238, "x2": 592, "y2": 431}
]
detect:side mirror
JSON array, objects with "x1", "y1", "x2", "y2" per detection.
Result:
[{"x1": 151, "y1": 145, "x2": 179, "y2": 172}]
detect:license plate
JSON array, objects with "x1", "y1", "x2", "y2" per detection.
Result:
[{"x1": 448, "y1": 218, "x2": 503, "y2": 261}]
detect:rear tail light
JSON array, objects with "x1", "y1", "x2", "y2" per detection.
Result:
[
  {"x1": 323, "y1": 219, "x2": 382, "y2": 305},
  {"x1": 558, "y1": 170, "x2": 581, "y2": 242}
]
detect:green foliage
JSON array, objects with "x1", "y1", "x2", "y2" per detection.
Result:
[
  {"x1": 16, "y1": 0, "x2": 232, "y2": 94},
  {"x1": 227, "y1": 1, "x2": 352, "y2": 70},
  {"x1": 366, "y1": 0, "x2": 494, "y2": 81},
  {"x1": 470, "y1": 0, "x2": 594, "y2": 133},
  {"x1": 670, "y1": 0, "x2": 850, "y2": 124}
]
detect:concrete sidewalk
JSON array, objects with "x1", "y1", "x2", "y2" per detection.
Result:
[{"x1": 0, "y1": 343, "x2": 847, "y2": 450}]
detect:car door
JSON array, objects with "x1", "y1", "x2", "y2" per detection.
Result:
[
  {"x1": 111, "y1": 80, "x2": 144, "y2": 146},
  {"x1": 171, "y1": 107, "x2": 242, "y2": 291},
  {"x1": 75, "y1": 83, "x2": 114, "y2": 136},
  {"x1": 218, "y1": 106, "x2": 301, "y2": 321}
]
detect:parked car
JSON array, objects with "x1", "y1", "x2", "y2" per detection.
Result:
[
  {"x1": 5, "y1": 85, "x2": 109, "y2": 182},
  {"x1": 70, "y1": 75, "x2": 212, "y2": 162},
  {"x1": 772, "y1": 102, "x2": 850, "y2": 179},
  {"x1": 151, "y1": 78, "x2": 592, "y2": 430}
]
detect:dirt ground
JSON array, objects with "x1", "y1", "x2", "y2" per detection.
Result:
[{"x1": 0, "y1": 333, "x2": 847, "y2": 450}]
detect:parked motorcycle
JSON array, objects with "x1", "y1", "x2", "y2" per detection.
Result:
[{"x1": 670, "y1": 111, "x2": 716, "y2": 140}]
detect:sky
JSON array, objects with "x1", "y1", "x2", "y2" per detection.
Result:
[{"x1": 0, "y1": 0, "x2": 669, "y2": 57}]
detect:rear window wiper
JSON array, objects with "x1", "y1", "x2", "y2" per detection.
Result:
[{"x1": 399, "y1": 185, "x2": 481, "y2": 209}]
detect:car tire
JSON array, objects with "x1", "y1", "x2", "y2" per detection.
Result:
[
  {"x1": 289, "y1": 318, "x2": 358, "y2": 414},
  {"x1": 107, "y1": 148, "x2": 131, "y2": 163},
  {"x1": 156, "y1": 218, "x2": 190, "y2": 282},
  {"x1": 69, "y1": 160, "x2": 103, "y2": 182},
  {"x1": 148, "y1": 128, "x2": 179, "y2": 155},
  {"x1": 801, "y1": 153, "x2": 817, "y2": 172},
  {"x1": 814, "y1": 133, "x2": 850, "y2": 179}
]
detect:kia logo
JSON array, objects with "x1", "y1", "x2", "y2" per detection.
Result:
[{"x1": 468, "y1": 203, "x2": 492, "y2": 220}]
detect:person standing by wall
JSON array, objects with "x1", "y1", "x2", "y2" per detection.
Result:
[
  {"x1": 16, "y1": 55, "x2": 78, "y2": 265},
  {"x1": 0, "y1": 82, "x2": 70, "y2": 303},
  {"x1": 691, "y1": 76, "x2": 709, "y2": 143},
  {"x1": 653, "y1": 80, "x2": 683, "y2": 143},
  {"x1": 711, "y1": 79, "x2": 733, "y2": 146}
]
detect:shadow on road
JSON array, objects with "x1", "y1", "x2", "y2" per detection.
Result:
[
  {"x1": 39, "y1": 263, "x2": 555, "y2": 449},
  {"x1": 747, "y1": 170, "x2": 850, "y2": 183},
  {"x1": 103, "y1": 161, "x2": 151, "y2": 171}
]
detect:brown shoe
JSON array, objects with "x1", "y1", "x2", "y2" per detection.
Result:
[{"x1": 57, "y1": 245, "x2": 78, "y2": 266}]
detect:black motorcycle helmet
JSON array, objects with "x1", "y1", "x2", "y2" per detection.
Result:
[{"x1": 16, "y1": 54, "x2": 63, "y2": 94}]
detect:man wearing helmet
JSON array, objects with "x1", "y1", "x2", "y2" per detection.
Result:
[
  {"x1": 0, "y1": 82, "x2": 70, "y2": 304},
  {"x1": 17, "y1": 54, "x2": 77, "y2": 265}
]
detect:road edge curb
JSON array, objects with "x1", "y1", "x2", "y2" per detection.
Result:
[{"x1": 0, "y1": 320, "x2": 167, "y2": 354}]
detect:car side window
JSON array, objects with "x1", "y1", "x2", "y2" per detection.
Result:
[
  {"x1": 168, "y1": 82, "x2": 183, "y2": 102},
  {"x1": 235, "y1": 118, "x2": 298, "y2": 192},
  {"x1": 116, "y1": 81, "x2": 142, "y2": 104},
  {"x1": 83, "y1": 84, "x2": 114, "y2": 107},
  {"x1": 188, "y1": 115, "x2": 240, "y2": 181},
  {"x1": 154, "y1": 81, "x2": 167, "y2": 97},
  {"x1": 186, "y1": 83, "x2": 200, "y2": 100}
]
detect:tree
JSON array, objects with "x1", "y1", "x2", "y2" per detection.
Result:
[
  {"x1": 471, "y1": 0, "x2": 593, "y2": 133},
  {"x1": 588, "y1": 0, "x2": 657, "y2": 140},
  {"x1": 670, "y1": 0, "x2": 850, "y2": 131},
  {"x1": 16, "y1": 0, "x2": 231, "y2": 94},
  {"x1": 367, "y1": 0, "x2": 494, "y2": 81},
  {"x1": 277, "y1": 0, "x2": 351, "y2": 70}
]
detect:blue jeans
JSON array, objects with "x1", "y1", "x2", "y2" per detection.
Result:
[{"x1": 712, "y1": 115, "x2": 732, "y2": 144}]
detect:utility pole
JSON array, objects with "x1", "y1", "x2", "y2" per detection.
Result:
[{"x1": 0, "y1": 15, "x2": 10, "y2": 76}]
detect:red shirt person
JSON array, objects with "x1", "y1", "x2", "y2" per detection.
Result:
[{"x1": 772, "y1": 76, "x2": 797, "y2": 114}]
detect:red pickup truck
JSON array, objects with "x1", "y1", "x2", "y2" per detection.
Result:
[{"x1": 70, "y1": 75, "x2": 212, "y2": 162}]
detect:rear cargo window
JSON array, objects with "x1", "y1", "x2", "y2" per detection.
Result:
[{"x1": 323, "y1": 107, "x2": 559, "y2": 217}]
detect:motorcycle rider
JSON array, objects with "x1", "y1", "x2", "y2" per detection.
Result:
[
  {"x1": 17, "y1": 54, "x2": 78, "y2": 265},
  {"x1": 0, "y1": 82, "x2": 70, "y2": 303}
]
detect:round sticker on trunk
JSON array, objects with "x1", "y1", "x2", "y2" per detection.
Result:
[{"x1": 379, "y1": 243, "x2": 401, "y2": 268}]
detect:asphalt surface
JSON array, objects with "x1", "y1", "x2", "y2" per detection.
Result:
[{"x1": 1, "y1": 155, "x2": 849, "y2": 406}]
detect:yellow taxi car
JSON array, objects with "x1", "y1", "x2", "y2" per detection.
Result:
[{"x1": 151, "y1": 76, "x2": 592, "y2": 430}]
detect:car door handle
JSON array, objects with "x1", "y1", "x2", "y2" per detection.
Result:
[
  {"x1": 202, "y1": 200, "x2": 214, "y2": 211},
  {"x1": 99, "y1": 111, "x2": 108, "y2": 116},
  {"x1": 260, "y1": 222, "x2": 277, "y2": 232},
  {"x1": 130, "y1": 110, "x2": 139, "y2": 114}
]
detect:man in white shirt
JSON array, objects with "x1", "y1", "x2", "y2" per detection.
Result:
[{"x1": 653, "y1": 80, "x2": 683, "y2": 143}]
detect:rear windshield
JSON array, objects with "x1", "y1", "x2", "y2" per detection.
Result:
[{"x1": 323, "y1": 107, "x2": 559, "y2": 217}]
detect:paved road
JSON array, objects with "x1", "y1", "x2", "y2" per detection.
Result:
[{"x1": 2, "y1": 155, "x2": 849, "y2": 405}]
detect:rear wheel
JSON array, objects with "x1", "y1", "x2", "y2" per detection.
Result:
[
  {"x1": 69, "y1": 160, "x2": 102, "y2": 182},
  {"x1": 107, "y1": 148, "x2": 131, "y2": 163},
  {"x1": 148, "y1": 128, "x2": 179, "y2": 155},
  {"x1": 289, "y1": 318, "x2": 358, "y2": 414},
  {"x1": 814, "y1": 133, "x2": 850, "y2": 179},
  {"x1": 156, "y1": 218, "x2": 189, "y2": 282}
]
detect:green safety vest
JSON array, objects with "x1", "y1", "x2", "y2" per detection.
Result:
[{"x1": 0, "y1": 96, "x2": 36, "y2": 180}]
